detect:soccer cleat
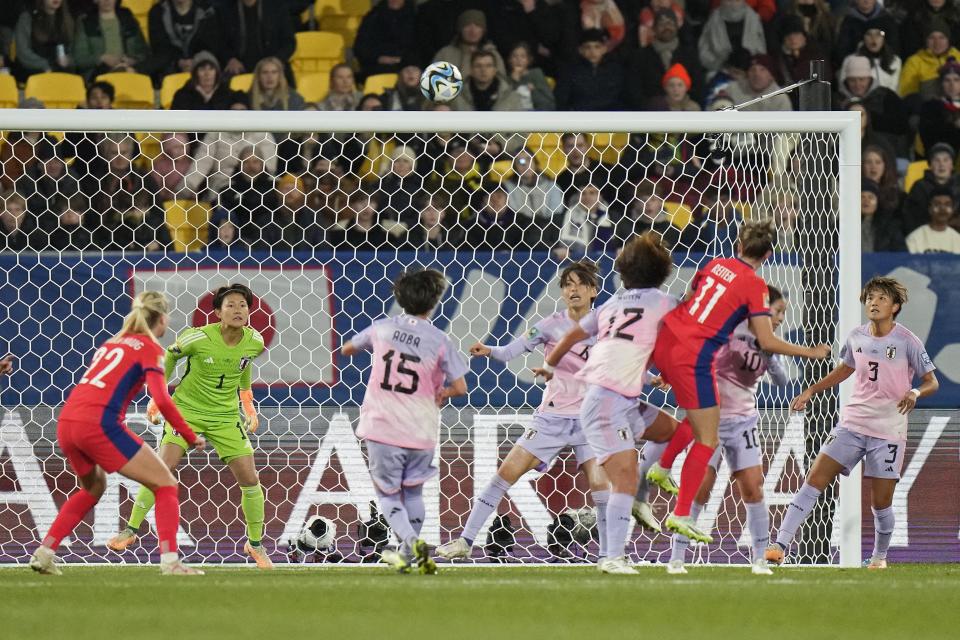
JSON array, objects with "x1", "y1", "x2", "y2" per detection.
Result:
[
  {"x1": 597, "y1": 556, "x2": 638, "y2": 575},
  {"x1": 764, "y1": 543, "x2": 786, "y2": 566},
  {"x1": 666, "y1": 559, "x2": 687, "y2": 575},
  {"x1": 436, "y1": 537, "x2": 471, "y2": 560},
  {"x1": 751, "y1": 557, "x2": 773, "y2": 575},
  {"x1": 412, "y1": 538, "x2": 437, "y2": 575},
  {"x1": 646, "y1": 463, "x2": 679, "y2": 496},
  {"x1": 866, "y1": 557, "x2": 888, "y2": 570},
  {"x1": 29, "y1": 547, "x2": 62, "y2": 576},
  {"x1": 631, "y1": 500, "x2": 662, "y2": 533},
  {"x1": 664, "y1": 514, "x2": 713, "y2": 544},
  {"x1": 160, "y1": 559, "x2": 204, "y2": 576},
  {"x1": 106, "y1": 529, "x2": 138, "y2": 552},
  {"x1": 243, "y1": 542, "x2": 274, "y2": 570},
  {"x1": 380, "y1": 549, "x2": 412, "y2": 574}
]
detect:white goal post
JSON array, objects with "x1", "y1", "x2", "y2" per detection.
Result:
[{"x1": 0, "y1": 109, "x2": 861, "y2": 567}]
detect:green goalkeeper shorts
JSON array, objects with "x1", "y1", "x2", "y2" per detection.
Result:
[{"x1": 161, "y1": 413, "x2": 254, "y2": 463}]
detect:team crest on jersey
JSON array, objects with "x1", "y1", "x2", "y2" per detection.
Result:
[
  {"x1": 617, "y1": 428, "x2": 629, "y2": 441},
  {"x1": 525, "y1": 429, "x2": 538, "y2": 440},
  {"x1": 885, "y1": 346, "x2": 896, "y2": 360},
  {"x1": 239, "y1": 357, "x2": 251, "y2": 371}
]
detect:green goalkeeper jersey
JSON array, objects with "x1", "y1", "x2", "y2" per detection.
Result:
[{"x1": 166, "y1": 324, "x2": 265, "y2": 419}]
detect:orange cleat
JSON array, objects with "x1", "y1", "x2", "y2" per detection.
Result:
[
  {"x1": 867, "y1": 557, "x2": 888, "y2": 570},
  {"x1": 764, "y1": 543, "x2": 785, "y2": 566},
  {"x1": 106, "y1": 530, "x2": 138, "y2": 552},
  {"x1": 244, "y1": 541, "x2": 274, "y2": 570}
]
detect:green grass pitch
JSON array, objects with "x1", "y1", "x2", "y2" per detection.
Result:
[{"x1": 4, "y1": 564, "x2": 959, "y2": 640}]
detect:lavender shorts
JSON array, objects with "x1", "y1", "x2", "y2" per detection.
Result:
[
  {"x1": 516, "y1": 413, "x2": 595, "y2": 471},
  {"x1": 820, "y1": 426, "x2": 906, "y2": 480},
  {"x1": 580, "y1": 384, "x2": 661, "y2": 464},
  {"x1": 708, "y1": 414, "x2": 763, "y2": 473},
  {"x1": 365, "y1": 439, "x2": 438, "y2": 495}
]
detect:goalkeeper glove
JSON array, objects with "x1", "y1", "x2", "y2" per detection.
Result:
[
  {"x1": 239, "y1": 389, "x2": 259, "y2": 432},
  {"x1": 146, "y1": 398, "x2": 162, "y2": 425}
]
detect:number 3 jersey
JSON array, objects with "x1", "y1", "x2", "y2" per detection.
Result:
[
  {"x1": 840, "y1": 323, "x2": 936, "y2": 441},
  {"x1": 351, "y1": 314, "x2": 470, "y2": 450},
  {"x1": 577, "y1": 288, "x2": 678, "y2": 397},
  {"x1": 714, "y1": 321, "x2": 790, "y2": 419},
  {"x1": 488, "y1": 311, "x2": 595, "y2": 417}
]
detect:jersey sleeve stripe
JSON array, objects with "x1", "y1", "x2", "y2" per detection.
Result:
[
  {"x1": 178, "y1": 333, "x2": 207, "y2": 345},
  {"x1": 748, "y1": 311, "x2": 771, "y2": 317}
]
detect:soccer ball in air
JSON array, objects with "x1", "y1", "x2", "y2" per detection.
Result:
[
  {"x1": 296, "y1": 515, "x2": 337, "y2": 553},
  {"x1": 420, "y1": 61, "x2": 463, "y2": 103}
]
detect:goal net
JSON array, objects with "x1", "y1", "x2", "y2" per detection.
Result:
[{"x1": 0, "y1": 110, "x2": 860, "y2": 567}]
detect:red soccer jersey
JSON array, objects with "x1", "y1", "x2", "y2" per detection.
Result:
[
  {"x1": 663, "y1": 257, "x2": 771, "y2": 349},
  {"x1": 62, "y1": 334, "x2": 165, "y2": 425}
]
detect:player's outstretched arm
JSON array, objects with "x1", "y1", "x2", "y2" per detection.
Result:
[
  {"x1": 145, "y1": 370, "x2": 205, "y2": 450},
  {"x1": 790, "y1": 363, "x2": 855, "y2": 412},
  {"x1": 469, "y1": 343, "x2": 492, "y2": 357},
  {"x1": 532, "y1": 326, "x2": 589, "y2": 380},
  {"x1": 436, "y1": 376, "x2": 468, "y2": 406},
  {"x1": 897, "y1": 371, "x2": 939, "y2": 414},
  {"x1": 341, "y1": 341, "x2": 360, "y2": 357},
  {"x1": 749, "y1": 315, "x2": 830, "y2": 360}
]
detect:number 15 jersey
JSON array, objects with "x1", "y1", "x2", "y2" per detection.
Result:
[{"x1": 577, "y1": 288, "x2": 678, "y2": 397}]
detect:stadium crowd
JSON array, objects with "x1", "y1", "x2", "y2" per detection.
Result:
[{"x1": 1, "y1": 0, "x2": 960, "y2": 255}]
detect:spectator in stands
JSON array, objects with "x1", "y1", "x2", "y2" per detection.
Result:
[
  {"x1": 647, "y1": 63, "x2": 700, "y2": 111},
  {"x1": 247, "y1": 56, "x2": 304, "y2": 110},
  {"x1": 837, "y1": 55, "x2": 910, "y2": 151},
  {"x1": 773, "y1": 15, "x2": 831, "y2": 108},
  {"x1": 73, "y1": 0, "x2": 150, "y2": 79},
  {"x1": 711, "y1": 0, "x2": 776, "y2": 23},
  {"x1": 219, "y1": 145, "x2": 279, "y2": 245},
  {"x1": 14, "y1": 0, "x2": 75, "y2": 77},
  {"x1": 317, "y1": 63, "x2": 363, "y2": 111},
  {"x1": 554, "y1": 29, "x2": 624, "y2": 111},
  {"x1": 836, "y1": 0, "x2": 900, "y2": 64},
  {"x1": 906, "y1": 185, "x2": 960, "y2": 252},
  {"x1": 776, "y1": 0, "x2": 836, "y2": 64},
  {"x1": 115, "y1": 190, "x2": 171, "y2": 252},
  {"x1": 680, "y1": 187, "x2": 745, "y2": 254},
  {"x1": 727, "y1": 54, "x2": 793, "y2": 110},
  {"x1": 449, "y1": 50, "x2": 526, "y2": 111},
  {"x1": 842, "y1": 19, "x2": 902, "y2": 92},
  {"x1": 863, "y1": 143, "x2": 904, "y2": 209},
  {"x1": 556, "y1": 181, "x2": 614, "y2": 258},
  {"x1": 304, "y1": 154, "x2": 347, "y2": 211},
  {"x1": 382, "y1": 63, "x2": 425, "y2": 111},
  {"x1": 433, "y1": 9, "x2": 506, "y2": 79},
  {"x1": 900, "y1": 0, "x2": 960, "y2": 63},
  {"x1": 60, "y1": 81, "x2": 113, "y2": 179},
  {"x1": 902, "y1": 142, "x2": 960, "y2": 232},
  {"x1": 919, "y1": 59, "x2": 960, "y2": 153},
  {"x1": 377, "y1": 145, "x2": 424, "y2": 228},
  {"x1": 0, "y1": 191, "x2": 37, "y2": 252},
  {"x1": 220, "y1": 0, "x2": 295, "y2": 77},
  {"x1": 0, "y1": 1, "x2": 25, "y2": 75},
  {"x1": 637, "y1": 0, "x2": 686, "y2": 48},
  {"x1": 505, "y1": 41, "x2": 555, "y2": 111},
  {"x1": 254, "y1": 173, "x2": 310, "y2": 251},
  {"x1": 186, "y1": 110, "x2": 277, "y2": 199},
  {"x1": 554, "y1": 133, "x2": 620, "y2": 207},
  {"x1": 698, "y1": 0, "x2": 766, "y2": 76},
  {"x1": 846, "y1": 100, "x2": 896, "y2": 160},
  {"x1": 148, "y1": 132, "x2": 192, "y2": 202},
  {"x1": 337, "y1": 191, "x2": 389, "y2": 251},
  {"x1": 45, "y1": 193, "x2": 93, "y2": 252},
  {"x1": 396, "y1": 191, "x2": 460, "y2": 250},
  {"x1": 0, "y1": 129, "x2": 57, "y2": 192},
  {"x1": 465, "y1": 185, "x2": 526, "y2": 251},
  {"x1": 358, "y1": 93, "x2": 385, "y2": 110},
  {"x1": 171, "y1": 50, "x2": 244, "y2": 110},
  {"x1": 505, "y1": 149, "x2": 564, "y2": 233},
  {"x1": 206, "y1": 208, "x2": 240, "y2": 252},
  {"x1": 861, "y1": 179, "x2": 907, "y2": 252},
  {"x1": 17, "y1": 137, "x2": 79, "y2": 217},
  {"x1": 414, "y1": 0, "x2": 494, "y2": 68},
  {"x1": 147, "y1": 0, "x2": 223, "y2": 81},
  {"x1": 578, "y1": 0, "x2": 625, "y2": 51},
  {"x1": 354, "y1": 0, "x2": 417, "y2": 79},
  {"x1": 627, "y1": 9, "x2": 704, "y2": 109},
  {"x1": 615, "y1": 185, "x2": 681, "y2": 249},
  {"x1": 899, "y1": 19, "x2": 960, "y2": 101},
  {"x1": 485, "y1": 0, "x2": 566, "y2": 78}
]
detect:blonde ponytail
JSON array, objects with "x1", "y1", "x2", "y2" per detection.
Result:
[{"x1": 114, "y1": 291, "x2": 169, "y2": 344}]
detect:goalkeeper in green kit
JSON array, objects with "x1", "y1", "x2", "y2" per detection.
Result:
[{"x1": 108, "y1": 284, "x2": 272, "y2": 569}]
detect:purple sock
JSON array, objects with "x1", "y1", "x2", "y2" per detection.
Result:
[
  {"x1": 775, "y1": 483, "x2": 822, "y2": 548},
  {"x1": 605, "y1": 493, "x2": 635, "y2": 560},
  {"x1": 593, "y1": 489, "x2": 610, "y2": 558},
  {"x1": 402, "y1": 485, "x2": 425, "y2": 536},
  {"x1": 669, "y1": 502, "x2": 703, "y2": 562},
  {"x1": 378, "y1": 490, "x2": 417, "y2": 554},
  {"x1": 872, "y1": 506, "x2": 895, "y2": 560},
  {"x1": 461, "y1": 475, "x2": 512, "y2": 546},
  {"x1": 637, "y1": 441, "x2": 667, "y2": 502},
  {"x1": 745, "y1": 500, "x2": 770, "y2": 561}
]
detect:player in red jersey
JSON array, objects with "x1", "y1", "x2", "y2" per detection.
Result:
[
  {"x1": 28, "y1": 292, "x2": 206, "y2": 576},
  {"x1": 651, "y1": 220, "x2": 830, "y2": 543}
]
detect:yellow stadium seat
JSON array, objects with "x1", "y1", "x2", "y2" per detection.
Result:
[
  {"x1": 125, "y1": 0, "x2": 153, "y2": 43},
  {"x1": 320, "y1": 15, "x2": 362, "y2": 47},
  {"x1": 302, "y1": 0, "x2": 343, "y2": 25},
  {"x1": 488, "y1": 160, "x2": 515, "y2": 184},
  {"x1": 25, "y1": 72, "x2": 86, "y2": 109},
  {"x1": 340, "y1": 0, "x2": 371, "y2": 16},
  {"x1": 297, "y1": 73, "x2": 331, "y2": 103},
  {"x1": 525, "y1": 132, "x2": 567, "y2": 179},
  {"x1": 164, "y1": 200, "x2": 211, "y2": 253},
  {"x1": 96, "y1": 72, "x2": 154, "y2": 109},
  {"x1": 663, "y1": 201, "x2": 693, "y2": 229},
  {"x1": 230, "y1": 73, "x2": 254, "y2": 92},
  {"x1": 905, "y1": 160, "x2": 929, "y2": 193},
  {"x1": 363, "y1": 73, "x2": 397, "y2": 95},
  {"x1": 0, "y1": 74, "x2": 17, "y2": 109},
  {"x1": 589, "y1": 132, "x2": 629, "y2": 165},
  {"x1": 291, "y1": 31, "x2": 345, "y2": 78},
  {"x1": 160, "y1": 72, "x2": 190, "y2": 109},
  {"x1": 136, "y1": 132, "x2": 163, "y2": 162}
]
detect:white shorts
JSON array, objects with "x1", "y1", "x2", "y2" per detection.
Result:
[
  {"x1": 580, "y1": 384, "x2": 660, "y2": 464},
  {"x1": 708, "y1": 414, "x2": 763, "y2": 473}
]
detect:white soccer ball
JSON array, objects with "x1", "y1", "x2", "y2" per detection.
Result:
[
  {"x1": 420, "y1": 61, "x2": 463, "y2": 103},
  {"x1": 296, "y1": 515, "x2": 337, "y2": 552}
]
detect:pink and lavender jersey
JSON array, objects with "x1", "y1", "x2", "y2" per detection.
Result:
[
  {"x1": 840, "y1": 323, "x2": 936, "y2": 441},
  {"x1": 715, "y1": 321, "x2": 790, "y2": 419},
  {"x1": 577, "y1": 288, "x2": 678, "y2": 397},
  {"x1": 489, "y1": 311, "x2": 595, "y2": 416},
  {"x1": 350, "y1": 314, "x2": 469, "y2": 450}
]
